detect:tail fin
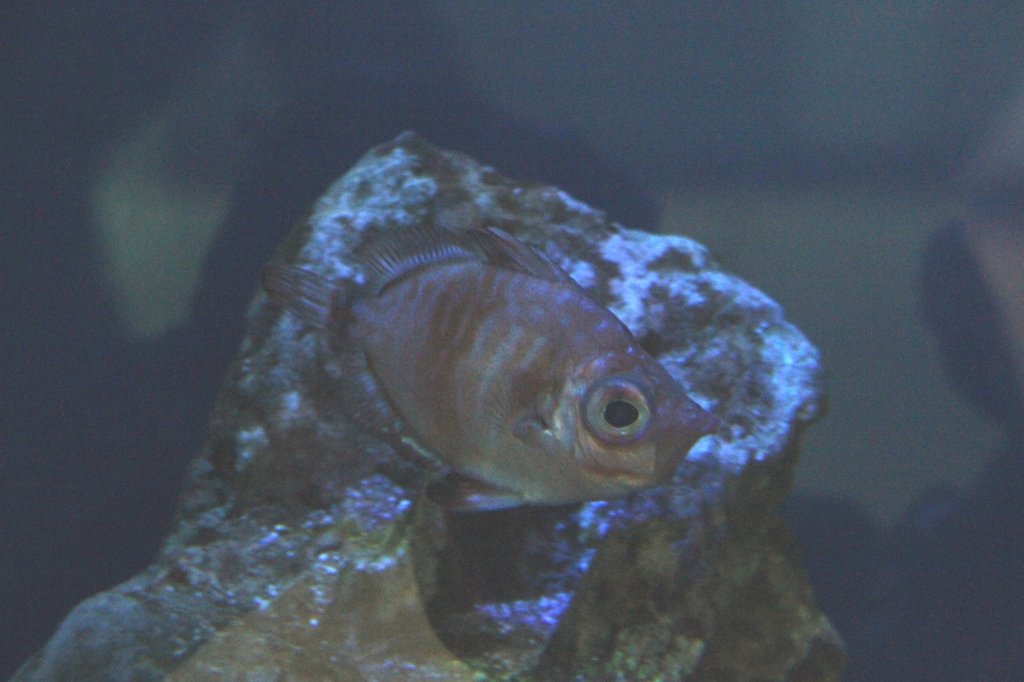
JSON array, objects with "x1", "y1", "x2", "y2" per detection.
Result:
[{"x1": 260, "y1": 265, "x2": 338, "y2": 329}]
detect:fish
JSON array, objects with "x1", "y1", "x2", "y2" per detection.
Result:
[{"x1": 262, "y1": 226, "x2": 719, "y2": 511}]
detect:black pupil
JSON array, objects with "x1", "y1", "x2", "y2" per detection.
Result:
[{"x1": 603, "y1": 400, "x2": 639, "y2": 428}]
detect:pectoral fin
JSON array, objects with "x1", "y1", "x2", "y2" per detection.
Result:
[
  {"x1": 511, "y1": 410, "x2": 566, "y2": 459},
  {"x1": 426, "y1": 473, "x2": 523, "y2": 512}
]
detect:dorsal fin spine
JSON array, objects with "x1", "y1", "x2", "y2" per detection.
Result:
[
  {"x1": 358, "y1": 225, "x2": 580, "y2": 296},
  {"x1": 359, "y1": 225, "x2": 481, "y2": 295},
  {"x1": 467, "y1": 227, "x2": 575, "y2": 285}
]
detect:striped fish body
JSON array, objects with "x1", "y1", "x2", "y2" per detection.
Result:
[{"x1": 263, "y1": 227, "x2": 718, "y2": 510}]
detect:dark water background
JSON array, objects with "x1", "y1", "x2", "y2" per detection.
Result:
[{"x1": 2, "y1": 3, "x2": 1022, "y2": 679}]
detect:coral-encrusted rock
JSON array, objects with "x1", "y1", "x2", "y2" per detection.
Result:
[{"x1": 13, "y1": 133, "x2": 843, "y2": 681}]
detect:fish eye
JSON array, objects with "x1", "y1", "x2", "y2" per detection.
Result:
[
  {"x1": 604, "y1": 400, "x2": 640, "y2": 428},
  {"x1": 584, "y1": 378, "x2": 651, "y2": 443}
]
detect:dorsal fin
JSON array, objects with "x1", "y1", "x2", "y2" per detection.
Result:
[
  {"x1": 468, "y1": 227, "x2": 576, "y2": 285},
  {"x1": 358, "y1": 225, "x2": 481, "y2": 295},
  {"x1": 358, "y1": 225, "x2": 578, "y2": 296}
]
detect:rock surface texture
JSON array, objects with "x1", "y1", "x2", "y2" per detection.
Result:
[{"x1": 13, "y1": 133, "x2": 844, "y2": 681}]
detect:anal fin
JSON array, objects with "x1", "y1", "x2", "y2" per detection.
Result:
[
  {"x1": 339, "y1": 350, "x2": 451, "y2": 478},
  {"x1": 336, "y1": 348, "x2": 407, "y2": 435}
]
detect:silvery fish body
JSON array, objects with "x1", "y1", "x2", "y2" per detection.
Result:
[{"x1": 263, "y1": 226, "x2": 718, "y2": 510}]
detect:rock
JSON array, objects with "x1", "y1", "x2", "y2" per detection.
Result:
[{"x1": 13, "y1": 133, "x2": 843, "y2": 681}]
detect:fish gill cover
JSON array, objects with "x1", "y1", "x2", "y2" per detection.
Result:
[{"x1": 12, "y1": 133, "x2": 842, "y2": 681}]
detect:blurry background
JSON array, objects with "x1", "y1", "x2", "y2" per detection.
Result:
[{"x1": 2, "y1": 2, "x2": 1022, "y2": 679}]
